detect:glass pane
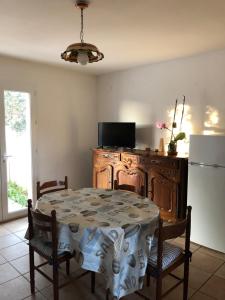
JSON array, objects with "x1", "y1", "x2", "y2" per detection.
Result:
[{"x1": 4, "y1": 91, "x2": 32, "y2": 213}]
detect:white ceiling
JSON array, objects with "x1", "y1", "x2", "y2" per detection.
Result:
[{"x1": 1, "y1": 0, "x2": 225, "y2": 75}]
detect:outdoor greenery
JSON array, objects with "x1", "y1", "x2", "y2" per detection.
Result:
[
  {"x1": 8, "y1": 180, "x2": 28, "y2": 207},
  {"x1": 5, "y1": 91, "x2": 27, "y2": 133}
]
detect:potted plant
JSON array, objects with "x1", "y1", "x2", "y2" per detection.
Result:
[
  {"x1": 156, "y1": 96, "x2": 186, "y2": 156},
  {"x1": 168, "y1": 132, "x2": 186, "y2": 155}
]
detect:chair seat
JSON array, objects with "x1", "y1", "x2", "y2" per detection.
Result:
[{"x1": 148, "y1": 241, "x2": 183, "y2": 270}]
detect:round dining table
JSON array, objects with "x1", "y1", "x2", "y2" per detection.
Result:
[{"x1": 36, "y1": 187, "x2": 159, "y2": 299}]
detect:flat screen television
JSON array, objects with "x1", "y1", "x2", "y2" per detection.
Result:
[{"x1": 98, "y1": 122, "x2": 136, "y2": 149}]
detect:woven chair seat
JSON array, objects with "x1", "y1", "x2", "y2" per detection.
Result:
[{"x1": 148, "y1": 241, "x2": 183, "y2": 270}]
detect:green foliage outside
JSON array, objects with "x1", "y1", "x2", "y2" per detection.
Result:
[
  {"x1": 4, "y1": 91, "x2": 27, "y2": 134},
  {"x1": 8, "y1": 180, "x2": 28, "y2": 207}
]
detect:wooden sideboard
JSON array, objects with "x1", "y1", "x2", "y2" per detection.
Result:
[{"x1": 92, "y1": 148, "x2": 188, "y2": 222}]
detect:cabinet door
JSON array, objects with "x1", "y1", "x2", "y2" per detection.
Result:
[
  {"x1": 114, "y1": 166, "x2": 147, "y2": 196},
  {"x1": 149, "y1": 170, "x2": 177, "y2": 221},
  {"x1": 93, "y1": 165, "x2": 113, "y2": 189}
]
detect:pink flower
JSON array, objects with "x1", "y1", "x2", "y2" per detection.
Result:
[{"x1": 156, "y1": 121, "x2": 166, "y2": 129}]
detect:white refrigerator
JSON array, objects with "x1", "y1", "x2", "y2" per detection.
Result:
[{"x1": 188, "y1": 135, "x2": 225, "y2": 253}]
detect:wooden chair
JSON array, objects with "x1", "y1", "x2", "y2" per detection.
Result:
[
  {"x1": 37, "y1": 176, "x2": 68, "y2": 199},
  {"x1": 27, "y1": 199, "x2": 74, "y2": 300},
  {"x1": 114, "y1": 180, "x2": 145, "y2": 196},
  {"x1": 146, "y1": 206, "x2": 192, "y2": 300}
]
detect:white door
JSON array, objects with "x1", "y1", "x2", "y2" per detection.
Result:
[{"x1": 0, "y1": 90, "x2": 33, "y2": 221}]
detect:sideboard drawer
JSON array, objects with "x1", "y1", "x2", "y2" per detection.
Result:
[
  {"x1": 95, "y1": 151, "x2": 120, "y2": 164},
  {"x1": 149, "y1": 157, "x2": 179, "y2": 169}
]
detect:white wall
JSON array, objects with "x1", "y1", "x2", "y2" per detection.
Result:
[
  {"x1": 2, "y1": 48, "x2": 225, "y2": 195},
  {"x1": 0, "y1": 55, "x2": 97, "y2": 192},
  {"x1": 97, "y1": 49, "x2": 225, "y2": 152}
]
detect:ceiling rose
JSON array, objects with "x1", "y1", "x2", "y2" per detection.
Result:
[{"x1": 61, "y1": 0, "x2": 104, "y2": 66}]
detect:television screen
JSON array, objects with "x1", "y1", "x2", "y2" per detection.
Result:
[{"x1": 98, "y1": 122, "x2": 136, "y2": 148}]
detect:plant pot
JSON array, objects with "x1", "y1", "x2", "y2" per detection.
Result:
[{"x1": 167, "y1": 141, "x2": 177, "y2": 156}]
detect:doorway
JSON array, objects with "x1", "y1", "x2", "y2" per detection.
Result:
[{"x1": 0, "y1": 90, "x2": 33, "y2": 221}]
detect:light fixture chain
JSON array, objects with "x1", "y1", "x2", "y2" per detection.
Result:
[{"x1": 80, "y1": 8, "x2": 84, "y2": 43}]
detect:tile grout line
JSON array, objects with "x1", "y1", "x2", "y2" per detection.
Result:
[
  {"x1": 0, "y1": 239, "x2": 26, "y2": 252},
  {"x1": 0, "y1": 242, "x2": 29, "y2": 263},
  {"x1": 1, "y1": 253, "x2": 48, "y2": 297},
  {"x1": 0, "y1": 252, "x2": 30, "y2": 286},
  {"x1": 21, "y1": 272, "x2": 46, "y2": 296},
  {"x1": 0, "y1": 274, "x2": 25, "y2": 287},
  {"x1": 198, "y1": 248, "x2": 225, "y2": 261},
  {"x1": 7, "y1": 253, "x2": 30, "y2": 275},
  {"x1": 190, "y1": 260, "x2": 225, "y2": 299}
]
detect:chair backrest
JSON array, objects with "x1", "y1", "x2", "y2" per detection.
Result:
[
  {"x1": 114, "y1": 180, "x2": 145, "y2": 196},
  {"x1": 155, "y1": 206, "x2": 192, "y2": 271},
  {"x1": 27, "y1": 199, "x2": 58, "y2": 258},
  {"x1": 36, "y1": 176, "x2": 68, "y2": 199},
  {"x1": 114, "y1": 181, "x2": 135, "y2": 192}
]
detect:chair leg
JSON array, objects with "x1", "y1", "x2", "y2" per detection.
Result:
[
  {"x1": 91, "y1": 271, "x2": 95, "y2": 294},
  {"x1": 106, "y1": 288, "x2": 110, "y2": 300},
  {"x1": 183, "y1": 258, "x2": 190, "y2": 300},
  {"x1": 66, "y1": 259, "x2": 70, "y2": 276},
  {"x1": 53, "y1": 262, "x2": 59, "y2": 300},
  {"x1": 156, "y1": 277, "x2": 162, "y2": 300},
  {"x1": 29, "y1": 246, "x2": 35, "y2": 294},
  {"x1": 146, "y1": 273, "x2": 150, "y2": 287}
]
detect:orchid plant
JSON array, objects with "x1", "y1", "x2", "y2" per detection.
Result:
[
  {"x1": 156, "y1": 121, "x2": 185, "y2": 141},
  {"x1": 156, "y1": 96, "x2": 186, "y2": 154}
]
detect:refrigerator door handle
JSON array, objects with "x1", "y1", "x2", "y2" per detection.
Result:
[
  {"x1": 189, "y1": 162, "x2": 205, "y2": 167},
  {"x1": 211, "y1": 164, "x2": 220, "y2": 168},
  {"x1": 189, "y1": 162, "x2": 225, "y2": 168}
]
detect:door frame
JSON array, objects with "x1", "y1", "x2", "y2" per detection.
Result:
[{"x1": 0, "y1": 84, "x2": 38, "y2": 222}]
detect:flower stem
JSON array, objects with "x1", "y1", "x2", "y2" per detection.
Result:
[
  {"x1": 171, "y1": 99, "x2": 177, "y2": 141},
  {"x1": 180, "y1": 95, "x2": 185, "y2": 131}
]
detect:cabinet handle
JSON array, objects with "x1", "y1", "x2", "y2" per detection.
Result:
[
  {"x1": 103, "y1": 154, "x2": 109, "y2": 158},
  {"x1": 151, "y1": 160, "x2": 160, "y2": 164}
]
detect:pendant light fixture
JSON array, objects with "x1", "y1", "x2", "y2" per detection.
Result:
[{"x1": 61, "y1": 0, "x2": 104, "y2": 66}]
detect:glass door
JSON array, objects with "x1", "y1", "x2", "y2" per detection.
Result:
[{"x1": 0, "y1": 90, "x2": 33, "y2": 221}]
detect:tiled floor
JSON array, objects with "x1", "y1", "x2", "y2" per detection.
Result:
[{"x1": 0, "y1": 217, "x2": 225, "y2": 300}]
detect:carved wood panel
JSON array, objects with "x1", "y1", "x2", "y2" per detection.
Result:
[
  {"x1": 93, "y1": 165, "x2": 113, "y2": 189},
  {"x1": 149, "y1": 170, "x2": 177, "y2": 221},
  {"x1": 121, "y1": 153, "x2": 139, "y2": 168},
  {"x1": 148, "y1": 166, "x2": 179, "y2": 183}
]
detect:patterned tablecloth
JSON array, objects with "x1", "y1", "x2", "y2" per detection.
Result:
[{"x1": 36, "y1": 188, "x2": 159, "y2": 299}]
